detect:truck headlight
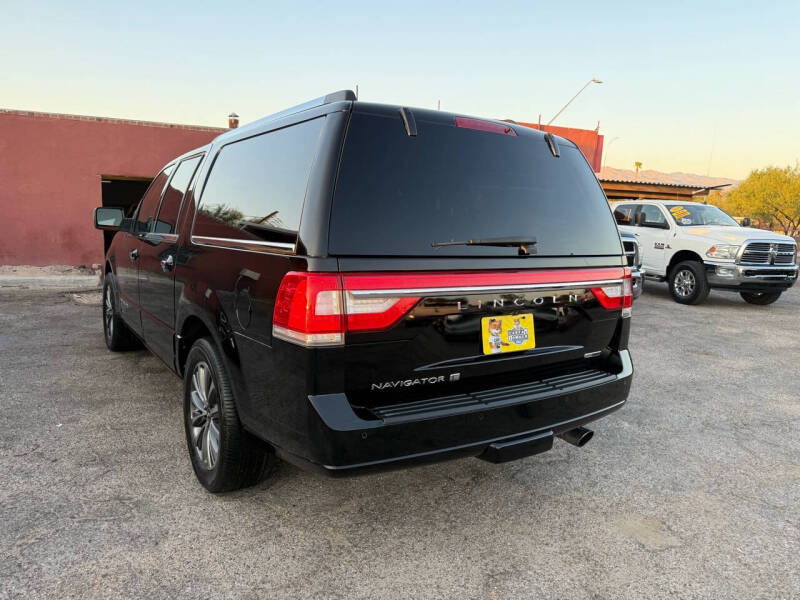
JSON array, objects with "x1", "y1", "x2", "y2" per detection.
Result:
[{"x1": 706, "y1": 244, "x2": 740, "y2": 260}]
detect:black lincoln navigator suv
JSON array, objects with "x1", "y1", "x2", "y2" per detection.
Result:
[{"x1": 94, "y1": 90, "x2": 634, "y2": 492}]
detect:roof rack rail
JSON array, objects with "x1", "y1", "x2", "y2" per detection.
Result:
[{"x1": 217, "y1": 90, "x2": 356, "y2": 140}]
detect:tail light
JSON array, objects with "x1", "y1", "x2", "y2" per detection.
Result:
[
  {"x1": 591, "y1": 268, "x2": 633, "y2": 315},
  {"x1": 272, "y1": 273, "x2": 344, "y2": 346},
  {"x1": 273, "y1": 267, "x2": 631, "y2": 347},
  {"x1": 272, "y1": 272, "x2": 422, "y2": 346}
]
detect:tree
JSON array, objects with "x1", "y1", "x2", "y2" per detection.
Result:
[
  {"x1": 721, "y1": 165, "x2": 800, "y2": 237},
  {"x1": 201, "y1": 204, "x2": 244, "y2": 226}
]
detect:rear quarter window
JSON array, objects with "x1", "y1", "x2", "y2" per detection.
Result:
[
  {"x1": 329, "y1": 111, "x2": 621, "y2": 257},
  {"x1": 193, "y1": 117, "x2": 325, "y2": 247}
]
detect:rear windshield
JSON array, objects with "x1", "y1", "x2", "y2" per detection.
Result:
[{"x1": 329, "y1": 111, "x2": 621, "y2": 257}]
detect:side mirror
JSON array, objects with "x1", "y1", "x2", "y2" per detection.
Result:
[
  {"x1": 741, "y1": 217, "x2": 751, "y2": 227},
  {"x1": 94, "y1": 206, "x2": 125, "y2": 230},
  {"x1": 634, "y1": 212, "x2": 646, "y2": 226}
]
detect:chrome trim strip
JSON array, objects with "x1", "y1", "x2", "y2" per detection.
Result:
[
  {"x1": 348, "y1": 279, "x2": 624, "y2": 297},
  {"x1": 191, "y1": 235, "x2": 296, "y2": 251},
  {"x1": 272, "y1": 325, "x2": 343, "y2": 347},
  {"x1": 142, "y1": 232, "x2": 178, "y2": 242}
]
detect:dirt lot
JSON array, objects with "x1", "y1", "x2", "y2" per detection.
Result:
[{"x1": 1, "y1": 283, "x2": 798, "y2": 599}]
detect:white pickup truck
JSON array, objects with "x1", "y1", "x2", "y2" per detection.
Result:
[{"x1": 612, "y1": 200, "x2": 798, "y2": 305}]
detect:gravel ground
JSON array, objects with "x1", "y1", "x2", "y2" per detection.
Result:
[{"x1": 1, "y1": 283, "x2": 798, "y2": 599}]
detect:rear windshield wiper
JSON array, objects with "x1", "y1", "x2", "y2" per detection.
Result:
[{"x1": 432, "y1": 237, "x2": 537, "y2": 255}]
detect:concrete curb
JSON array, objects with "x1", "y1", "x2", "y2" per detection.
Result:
[{"x1": 0, "y1": 276, "x2": 101, "y2": 289}]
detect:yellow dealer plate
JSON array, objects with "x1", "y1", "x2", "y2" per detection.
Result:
[{"x1": 481, "y1": 314, "x2": 536, "y2": 355}]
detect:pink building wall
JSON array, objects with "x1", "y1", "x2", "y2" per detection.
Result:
[{"x1": 0, "y1": 109, "x2": 223, "y2": 266}]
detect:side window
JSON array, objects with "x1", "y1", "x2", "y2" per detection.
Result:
[
  {"x1": 135, "y1": 165, "x2": 174, "y2": 234},
  {"x1": 640, "y1": 204, "x2": 668, "y2": 227},
  {"x1": 193, "y1": 117, "x2": 325, "y2": 246},
  {"x1": 153, "y1": 155, "x2": 203, "y2": 234},
  {"x1": 613, "y1": 204, "x2": 637, "y2": 225}
]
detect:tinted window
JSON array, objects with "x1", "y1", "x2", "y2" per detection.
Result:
[
  {"x1": 194, "y1": 117, "x2": 325, "y2": 245},
  {"x1": 614, "y1": 204, "x2": 637, "y2": 225},
  {"x1": 329, "y1": 112, "x2": 621, "y2": 256},
  {"x1": 135, "y1": 165, "x2": 174, "y2": 234},
  {"x1": 640, "y1": 204, "x2": 668, "y2": 226},
  {"x1": 154, "y1": 155, "x2": 202, "y2": 234}
]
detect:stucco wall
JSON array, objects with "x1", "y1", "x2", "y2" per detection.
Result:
[{"x1": 0, "y1": 109, "x2": 223, "y2": 266}]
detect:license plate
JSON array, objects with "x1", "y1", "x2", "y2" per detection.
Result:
[{"x1": 481, "y1": 313, "x2": 536, "y2": 355}]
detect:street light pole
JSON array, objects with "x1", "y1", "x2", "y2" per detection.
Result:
[{"x1": 547, "y1": 77, "x2": 602, "y2": 126}]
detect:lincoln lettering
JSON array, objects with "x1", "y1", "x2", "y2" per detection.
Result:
[{"x1": 456, "y1": 294, "x2": 582, "y2": 311}]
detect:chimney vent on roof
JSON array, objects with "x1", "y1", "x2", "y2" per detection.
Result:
[{"x1": 228, "y1": 112, "x2": 239, "y2": 129}]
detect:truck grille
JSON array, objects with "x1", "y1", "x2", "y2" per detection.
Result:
[{"x1": 740, "y1": 242, "x2": 796, "y2": 265}]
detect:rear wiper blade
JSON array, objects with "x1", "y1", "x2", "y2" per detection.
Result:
[{"x1": 432, "y1": 236, "x2": 537, "y2": 255}]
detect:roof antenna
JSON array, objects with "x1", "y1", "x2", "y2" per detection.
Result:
[
  {"x1": 355, "y1": 84, "x2": 359, "y2": 99},
  {"x1": 437, "y1": 99, "x2": 441, "y2": 111}
]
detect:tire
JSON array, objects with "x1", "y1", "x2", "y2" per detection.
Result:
[
  {"x1": 102, "y1": 273, "x2": 139, "y2": 351},
  {"x1": 183, "y1": 337, "x2": 277, "y2": 492},
  {"x1": 740, "y1": 291, "x2": 782, "y2": 305},
  {"x1": 668, "y1": 260, "x2": 710, "y2": 305}
]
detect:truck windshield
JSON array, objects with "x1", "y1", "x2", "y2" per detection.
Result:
[
  {"x1": 664, "y1": 204, "x2": 739, "y2": 227},
  {"x1": 328, "y1": 111, "x2": 622, "y2": 257}
]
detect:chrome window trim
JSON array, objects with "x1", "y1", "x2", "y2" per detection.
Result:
[
  {"x1": 348, "y1": 279, "x2": 624, "y2": 298},
  {"x1": 142, "y1": 232, "x2": 179, "y2": 243},
  {"x1": 190, "y1": 235, "x2": 296, "y2": 253}
]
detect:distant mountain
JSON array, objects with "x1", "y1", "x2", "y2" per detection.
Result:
[{"x1": 599, "y1": 167, "x2": 739, "y2": 189}]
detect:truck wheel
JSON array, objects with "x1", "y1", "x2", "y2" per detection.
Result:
[
  {"x1": 102, "y1": 273, "x2": 139, "y2": 351},
  {"x1": 740, "y1": 291, "x2": 782, "y2": 305},
  {"x1": 668, "y1": 261, "x2": 710, "y2": 305},
  {"x1": 183, "y1": 337, "x2": 277, "y2": 493}
]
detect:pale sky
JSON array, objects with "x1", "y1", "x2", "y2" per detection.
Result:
[{"x1": 2, "y1": 0, "x2": 798, "y2": 180}]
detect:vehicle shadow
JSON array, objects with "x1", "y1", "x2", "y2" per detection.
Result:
[
  {"x1": 220, "y1": 440, "x2": 587, "y2": 535},
  {"x1": 639, "y1": 278, "x2": 788, "y2": 310}
]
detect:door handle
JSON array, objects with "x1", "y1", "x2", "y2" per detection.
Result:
[
  {"x1": 129, "y1": 248, "x2": 139, "y2": 261},
  {"x1": 160, "y1": 254, "x2": 175, "y2": 272}
]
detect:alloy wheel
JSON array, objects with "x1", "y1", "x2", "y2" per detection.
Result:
[
  {"x1": 674, "y1": 269, "x2": 696, "y2": 298},
  {"x1": 104, "y1": 286, "x2": 114, "y2": 338},
  {"x1": 188, "y1": 361, "x2": 221, "y2": 470}
]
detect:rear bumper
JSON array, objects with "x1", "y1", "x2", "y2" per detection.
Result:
[
  {"x1": 705, "y1": 261, "x2": 798, "y2": 291},
  {"x1": 632, "y1": 267, "x2": 644, "y2": 298},
  {"x1": 278, "y1": 350, "x2": 633, "y2": 475}
]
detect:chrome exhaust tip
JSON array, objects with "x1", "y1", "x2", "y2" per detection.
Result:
[{"x1": 558, "y1": 426, "x2": 594, "y2": 447}]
